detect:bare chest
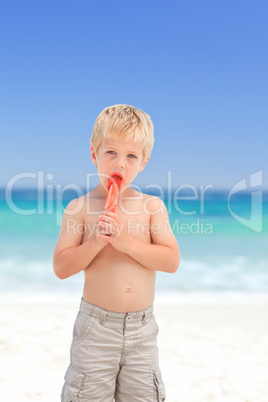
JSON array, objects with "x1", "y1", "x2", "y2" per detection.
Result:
[{"x1": 81, "y1": 199, "x2": 151, "y2": 245}]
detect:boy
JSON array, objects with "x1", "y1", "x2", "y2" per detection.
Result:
[{"x1": 53, "y1": 104, "x2": 180, "y2": 401}]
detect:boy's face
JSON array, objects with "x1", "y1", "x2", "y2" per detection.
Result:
[{"x1": 91, "y1": 137, "x2": 150, "y2": 191}]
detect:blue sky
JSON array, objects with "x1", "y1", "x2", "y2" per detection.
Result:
[{"x1": 1, "y1": 0, "x2": 267, "y2": 192}]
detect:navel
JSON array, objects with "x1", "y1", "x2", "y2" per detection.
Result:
[{"x1": 126, "y1": 287, "x2": 132, "y2": 293}]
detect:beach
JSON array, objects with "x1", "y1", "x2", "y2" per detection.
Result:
[{"x1": 1, "y1": 299, "x2": 268, "y2": 402}]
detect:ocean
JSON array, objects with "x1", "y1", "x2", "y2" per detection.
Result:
[{"x1": 1, "y1": 187, "x2": 268, "y2": 305}]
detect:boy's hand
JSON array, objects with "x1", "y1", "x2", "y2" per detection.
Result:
[{"x1": 96, "y1": 212, "x2": 131, "y2": 252}]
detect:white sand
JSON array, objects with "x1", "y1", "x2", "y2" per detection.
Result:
[{"x1": 0, "y1": 302, "x2": 268, "y2": 401}]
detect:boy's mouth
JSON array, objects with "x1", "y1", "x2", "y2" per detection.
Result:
[
  {"x1": 107, "y1": 173, "x2": 123, "y2": 191},
  {"x1": 111, "y1": 172, "x2": 123, "y2": 180}
]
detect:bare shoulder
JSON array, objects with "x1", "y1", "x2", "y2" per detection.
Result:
[
  {"x1": 65, "y1": 194, "x2": 86, "y2": 209},
  {"x1": 64, "y1": 194, "x2": 87, "y2": 219},
  {"x1": 141, "y1": 193, "x2": 166, "y2": 216},
  {"x1": 65, "y1": 187, "x2": 101, "y2": 212}
]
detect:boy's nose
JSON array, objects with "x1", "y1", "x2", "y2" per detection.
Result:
[{"x1": 114, "y1": 157, "x2": 125, "y2": 169}]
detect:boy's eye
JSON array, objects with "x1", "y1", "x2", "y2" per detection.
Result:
[{"x1": 106, "y1": 151, "x2": 136, "y2": 158}]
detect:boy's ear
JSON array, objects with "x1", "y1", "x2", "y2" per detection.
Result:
[
  {"x1": 90, "y1": 146, "x2": 98, "y2": 165},
  {"x1": 139, "y1": 155, "x2": 150, "y2": 172}
]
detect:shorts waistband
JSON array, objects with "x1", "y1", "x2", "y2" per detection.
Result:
[{"x1": 80, "y1": 298, "x2": 154, "y2": 322}]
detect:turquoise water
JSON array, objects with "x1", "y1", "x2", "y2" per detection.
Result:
[{"x1": 0, "y1": 188, "x2": 267, "y2": 303}]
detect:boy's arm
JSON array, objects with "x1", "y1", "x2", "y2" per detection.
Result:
[
  {"x1": 53, "y1": 198, "x2": 105, "y2": 279},
  {"x1": 124, "y1": 197, "x2": 180, "y2": 273}
]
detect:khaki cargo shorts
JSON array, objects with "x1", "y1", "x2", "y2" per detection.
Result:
[{"x1": 61, "y1": 298, "x2": 166, "y2": 401}]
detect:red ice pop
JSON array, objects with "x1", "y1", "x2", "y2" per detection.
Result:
[{"x1": 105, "y1": 174, "x2": 123, "y2": 212}]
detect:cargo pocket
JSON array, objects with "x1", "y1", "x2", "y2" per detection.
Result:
[
  {"x1": 61, "y1": 365, "x2": 85, "y2": 402},
  {"x1": 153, "y1": 370, "x2": 166, "y2": 401}
]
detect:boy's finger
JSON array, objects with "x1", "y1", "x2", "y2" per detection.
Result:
[
  {"x1": 96, "y1": 234, "x2": 108, "y2": 244},
  {"x1": 97, "y1": 221, "x2": 119, "y2": 236},
  {"x1": 102, "y1": 212, "x2": 121, "y2": 224},
  {"x1": 97, "y1": 233, "x2": 114, "y2": 243},
  {"x1": 97, "y1": 220, "x2": 116, "y2": 232},
  {"x1": 98, "y1": 215, "x2": 115, "y2": 225}
]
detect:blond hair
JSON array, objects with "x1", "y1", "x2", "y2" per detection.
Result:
[{"x1": 90, "y1": 104, "x2": 154, "y2": 161}]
